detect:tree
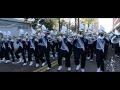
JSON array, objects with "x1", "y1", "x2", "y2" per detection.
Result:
[
  {"x1": 24, "y1": 18, "x2": 67, "y2": 31},
  {"x1": 24, "y1": 18, "x2": 29, "y2": 22},
  {"x1": 80, "y1": 18, "x2": 96, "y2": 32},
  {"x1": 24, "y1": 18, "x2": 41, "y2": 29},
  {"x1": 75, "y1": 18, "x2": 77, "y2": 32},
  {"x1": 43, "y1": 18, "x2": 59, "y2": 30}
]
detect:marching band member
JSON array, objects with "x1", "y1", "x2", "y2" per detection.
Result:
[
  {"x1": 86, "y1": 31, "x2": 96, "y2": 61},
  {"x1": 15, "y1": 34, "x2": 27, "y2": 65},
  {"x1": 0, "y1": 32, "x2": 4, "y2": 61},
  {"x1": 111, "y1": 29, "x2": 120, "y2": 57},
  {"x1": 38, "y1": 30, "x2": 51, "y2": 70},
  {"x1": 94, "y1": 30, "x2": 109, "y2": 72},
  {"x1": 2, "y1": 36, "x2": 12, "y2": 63},
  {"x1": 26, "y1": 35, "x2": 35, "y2": 66},
  {"x1": 1, "y1": 31, "x2": 15, "y2": 63},
  {"x1": 37, "y1": 32, "x2": 46, "y2": 67},
  {"x1": 8, "y1": 36, "x2": 15, "y2": 64},
  {"x1": 73, "y1": 30, "x2": 88, "y2": 72},
  {"x1": 57, "y1": 29, "x2": 72, "y2": 71},
  {"x1": 47, "y1": 30, "x2": 56, "y2": 60},
  {"x1": 104, "y1": 33, "x2": 110, "y2": 60},
  {"x1": 109, "y1": 32, "x2": 115, "y2": 50},
  {"x1": 54, "y1": 31, "x2": 60, "y2": 57},
  {"x1": 25, "y1": 32, "x2": 29, "y2": 55},
  {"x1": 34, "y1": 35, "x2": 40, "y2": 67}
]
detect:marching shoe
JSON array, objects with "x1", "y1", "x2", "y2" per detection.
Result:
[
  {"x1": 26, "y1": 58, "x2": 28, "y2": 62},
  {"x1": 36, "y1": 64, "x2": 40, "y2": 67},
  {"x1": 17, "y1": 58, "x2": 22, "y2": 63},
  {"x1": 63, "y1": 58, "x2": 65, "y2": 61},
  {"x1": 42, "y1": 62, "x2": 46, "y2": 67},
  {"x1": 19, "y1": 58, "x2": 22, "y2": 62},
  {"x1": 16, "y1": 59, "x2": 21, "y2": 64},
  {"x1": 47, "y1": 67, "x2": 51, "y2": 70},
  {"x1": 50, "y1": 55, "x2": 53, "y2": 58},
  {"x1": 21, "y1": 60, "x2": 24, "y2": 63},
  {"x1": 12, "y1": 62, "x2": 15, "y2": 64},
  {"x1": 1, "y1": 58, "x2": 5, "y2": 62},
  {"x1": 87, "y1": 57, "x2": 90, "y2": 60},
  {"x1": 97, "y1": 68, "x2": 101, "y2": 72},
  {"x1": 115, "y1": 55, "x2": 119, "y2": 57},
  {"x1": 68, "y1": 67, "x2": 71, "y2": 71},
  {"x1": 57, "y1": 66, "x2": 62, "y2": 71},
  {"x1": 76, "y1": 64, "x2": 80, "y2": 71},
  {"x1": 29, "y1": 61, "x2": 34, "y2": 66},
  {"x1": 23, "y1": 63, "x2": 27, "y2": 66},
  {"x1": 55, "y1": 53, "x2": 58, "y2": 57},
  {"x1": 5, "y1": 60, "x2": 11, "y2": 63},
  {"x1": 3, "y1": 58, "x2": 5, "y2": 61},
  {"x1": 90, "y1": 59, "x2": 94, "y2": 62},
  {"x1": 81, "y1": 69, "x2": 85, "y2": 72},
  {"x1": 16, "y1": 61, "x2": 20, "y2": 64}
]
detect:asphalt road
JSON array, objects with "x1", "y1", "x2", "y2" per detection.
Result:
[{"x1": 0, "y1": 45, "x2": 120, "y2": 72}]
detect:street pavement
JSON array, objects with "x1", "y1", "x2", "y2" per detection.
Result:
[{"x1": 0, "y1": 45, "x2": 120, "y2": 72}]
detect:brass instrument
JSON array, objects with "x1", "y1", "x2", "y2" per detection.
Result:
[
  {"x1": 47, "y1": 34, "x2": 55, "y2": 43},
  {"x1": 111, "y1": 35, "x2": 120, "y2": 44},
  {"x1": 56, "y1": 33, "x2": 65, "y2": 41},
  {"x1": 111, "y1": 30, "x2": 120, "y2": 44},
  {"x1": 48, "y1": 38, "x2": 54, "y2": 42}
]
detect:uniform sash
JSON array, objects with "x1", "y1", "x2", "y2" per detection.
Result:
[
  {"x1": 61, "y1": 39, "x2": 69, "y2": 52},
  {"x1": 76, "y1": 38, "x2": 85, "y2": 51}
]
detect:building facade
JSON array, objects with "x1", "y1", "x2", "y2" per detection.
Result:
[
  {"x1": 0, "y1": 18, "x2": 31, "y2": 37},
  {"x1": 113, "y1": 18, "x2": 120, "y2": 31}
]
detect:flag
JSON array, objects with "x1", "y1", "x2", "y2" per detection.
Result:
[
  {"x1": 99, "y1": 25, "x2": 105, "y2": 33},
  {"x1": 31, "y1": 27, "x2": 36, "y2": 35},
  {"x1": 3, "y1": 31, "x2": 7, "y2": 36},
  {"x1": 60, "y1": 26, "x2": 67, "y2": 34},
  {"x1": 41, "y1": 25, "x2": 47, "y2": 31},
  {"x1": 7, "y1": 31, "x2": 11, "y2": 36}
]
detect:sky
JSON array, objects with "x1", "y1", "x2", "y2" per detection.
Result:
[{"x1": 98, "y1": 18, "x2": 113, "y2": 33}]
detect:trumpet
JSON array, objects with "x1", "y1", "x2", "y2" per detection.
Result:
[
  {"x1": 47, "y1": 36, "x2": 55, "y2": 42},
  {"x1": 48, "y1": 38, "x2": 54, "y2": 42},
  {"x1": 111, "y1": 35, "x2": 120, "y2": 44}
]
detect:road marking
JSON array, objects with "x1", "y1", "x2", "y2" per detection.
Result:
[
  {"x1": 33, "y1": 56, "x2": 73, "y2": 72},
  {"x1": 33, "y1": 60, "x2": 57, "y2": 72},
  {"x1": 39, "y1": 62, "x2": 58, "y2": 72},
  {"x1": 39, "y1": 58, "x2": 70, "y2": 72}
]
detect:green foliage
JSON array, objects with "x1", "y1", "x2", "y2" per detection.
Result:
[
  {"x1": 24, "y1": 18, "x2": 69, "y2": 31},
  {"x1": 80, "y1": 18, "x2": 96, "y2": 25}
]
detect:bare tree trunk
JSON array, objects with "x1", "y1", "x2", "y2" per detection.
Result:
[
  {"x1": 87, "y1": 23, "x2": 89, "y2": 32},
  {"x1": 69, "y1": 18, "x2": 71, "y2": 30},
  {"x1": 78, "y1": 18, "x2": 79, "y2": 31},
  {"x1": 75, "y1": 18, "x2": 76, "y2": 32},
  {"x1": 59, "y1": 18, "x2": 60, "y2": 31}
]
